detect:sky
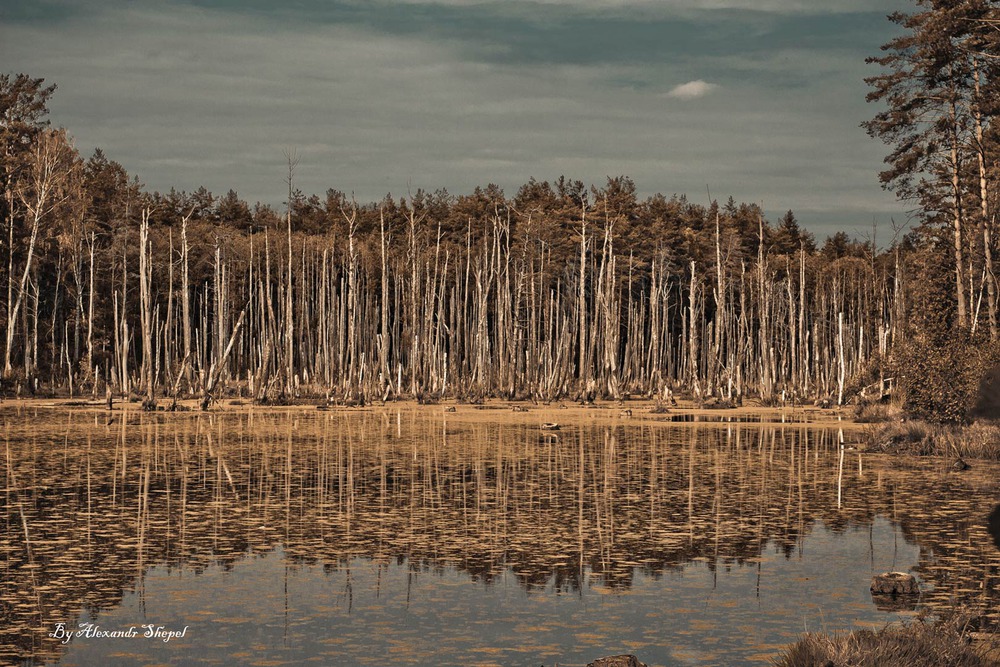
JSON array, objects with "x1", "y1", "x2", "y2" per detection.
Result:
[{"x1": 1, "y1": 0, "x2": 915, "y2": 239}]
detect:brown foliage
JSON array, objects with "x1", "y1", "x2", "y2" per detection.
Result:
[{"x1": 774, "y1": 617, "x2": 997, "y2": 667}]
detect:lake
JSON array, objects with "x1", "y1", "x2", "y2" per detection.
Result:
[{"x1": 1, "y1": 404, "x2": 998, "y2": 666}]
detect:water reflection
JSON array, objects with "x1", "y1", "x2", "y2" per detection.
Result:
[
  {"x1": 1, "y1": 407, "x2": 999, "y2": 666},
  {"x1": 990, "y1": 504, "x2": 1000, "y2": 552}
]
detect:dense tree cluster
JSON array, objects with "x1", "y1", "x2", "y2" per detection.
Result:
[
  {"x1": 0, "y1": 77, "x2": 894, "y2": 410},
  {"x1": 2, "y1": 0, "x2": 998, "y2": 420},
  {"x1": 864, "y1": 0, "x2": 1000, "y2": 420}
]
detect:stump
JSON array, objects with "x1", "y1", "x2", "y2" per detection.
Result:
[
  {"x1": 870, "y1": 572, "x2": 919, "y2": 595},
  {"x1": 587, "y1": 656, "x2": 648, "y2": 667}
]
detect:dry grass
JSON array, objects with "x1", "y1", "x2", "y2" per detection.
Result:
[
  {"x1": 774, "y1": 616, "x2": 998, "y2": 667},
  {"x1": 853, "y1": 401, "x2": 904, "y2": 423},
  {"x1": 868, "y1": 421, "x2": 1000, "y2": 460}
]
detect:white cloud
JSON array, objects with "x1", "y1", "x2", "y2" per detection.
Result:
[{"x1": 665, "y1": 80, "x2": 719, "y2": 100}]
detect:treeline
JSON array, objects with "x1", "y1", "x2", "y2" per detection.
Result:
[
  {"x1": 0, "y1": 76, "x2": 907, "y2": 408},
  {"x1": 0, "y1": 83, "x2": 894, "y2": 407},
  {"x1": 4, "y1": 0, "x2": 1000, "y2": 416}
]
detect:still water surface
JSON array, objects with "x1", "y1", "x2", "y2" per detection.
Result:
[{"x1": 1, "y1": 406, "x2": 998, "y2": 666}]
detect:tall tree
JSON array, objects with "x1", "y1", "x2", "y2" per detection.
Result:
[
  {"x1": 864, "y1": 3, "x2": 974, "y2": 328},
  {"x1": 1, "y1": 75, "x2": 57, "y2": 378},
  {"x1": 864, "y1": 1, "x2": 1000, "y2": 332},
  {"x1": 4, "y1": 128, "x2": 81, "y2": 377},
  {"x1": 0, "y1": 75, "x2": 56, "y2": 227}
]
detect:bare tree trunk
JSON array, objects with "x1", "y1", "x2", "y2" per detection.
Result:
[
  {"x1": 285, "y1": 153, "x2": 298, "y2": 397},
  {"x1": 713, "y1": 210, "x2": 725, "y2": 396},
  {"x1": 5, "y1": 174, "x2": 17, "y2": 378},
  {"x1": 139, "y1": 207, "x2": 155, "y2": 409},
  {"x1": 181, "y1": 212, "x2": 193, "y2": 390},
  {"x1": 973, "y1": 59, "x2": 997, "y2": 339},
  {"x1": 798, "y1": 245, "x2": 807, "y2": 396},
  {"x1": 757, "y1": 214, "x2": 771, "y2": 401},
  {"x1": 165, "y1": 229, "x2": 174, "y2": 387},
  {"x1": 837, "y1": 311, "x2": 846, "y2": 406},
  {"x1": 688, "y1": 261, "x2": 699, "y2": 398},
  {"x1": 4, "y1": 211, "x2": 39, "y2": 377},
  {"x1": 950, "y1": 93, "x2": 968, "y2": 329},
  {"x1": 202, "y1": 307, "x2": 246, "y2": 410},
  {"x1": 578, "y1": 202, "x2": 588, "y2": 394},
  {"x1": 4, "y1": 130, "x2": 76, "y2": 378},
  {"x1": 379, "y1": 205, "x2": 391, "y2": 396},
  {"x1": 86, "y1": 231, "x2": 95, "y2": 393},
  {"x1": 342, "y1": 197, "x2": 360, "y2": 399},
  {"x1": 406, "y1": 197, "x2": 424, "y2": 397}
]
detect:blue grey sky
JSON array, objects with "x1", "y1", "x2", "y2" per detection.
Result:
[{"x1": 1, "y1": 0, "x2": 913, "y2": 238}]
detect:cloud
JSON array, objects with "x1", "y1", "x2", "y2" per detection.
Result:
[
  {"x1": 0, "y1": 0, "x2": 908, "y2": 238},
  {"x1": 352, "y1": 0, "x2": 906, "y2": 15},
  {"x1": 665, "y1": 80, "x2": 719, "y2": 100}
]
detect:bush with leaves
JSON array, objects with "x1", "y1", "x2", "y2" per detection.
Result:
[{"x1": 890, "y1": 334, "x2": 1000, "y2": 424}]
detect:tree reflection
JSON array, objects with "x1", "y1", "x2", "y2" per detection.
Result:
[{"x1": 1, "y1": 407, "x2": 999, "y2": 665}]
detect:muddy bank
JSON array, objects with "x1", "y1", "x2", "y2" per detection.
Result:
[{"x1": 0, "y1": 395, "x2": 860, "y2": 429}]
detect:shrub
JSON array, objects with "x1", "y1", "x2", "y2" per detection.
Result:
[
  {"x1": 773, "y1": 617, "x2": 996, "y2": 667},
  {"x1": 889, "y1": 335, "x2": 1000, "y2": 424},
  {"x1": 867, "y1": 422, "x2": 1000, "y2": 460},
  {"x1": 854, "y1": 401, "x2": 901, "y2": 423}
]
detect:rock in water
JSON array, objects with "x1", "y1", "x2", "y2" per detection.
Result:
[
  {"x1": 587, "y1": 656, "x2": 648, "y2": 667},
  {"x1": 870, "y1": 572, "x2": 919, "y2": 595}
]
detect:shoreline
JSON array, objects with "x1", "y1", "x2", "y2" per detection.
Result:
[
  {"x1": 8, "y1": 397, "x2": 999, "y2": 463},
  {"x1": 0, "y1": 394, "x2": 859, "y2": 424}
]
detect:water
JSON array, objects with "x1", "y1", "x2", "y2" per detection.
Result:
[{"x1": 1, "y1": 406, "x2": 998, "y2": 666}]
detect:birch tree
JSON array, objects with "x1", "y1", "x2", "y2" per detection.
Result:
[{"x1": 4, "y1": 128, "x2": 80, "y2": 378}]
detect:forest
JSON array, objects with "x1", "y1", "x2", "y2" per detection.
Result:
[{"x1": 1, "y1": 1, "x2": 998, "y2": 421}]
